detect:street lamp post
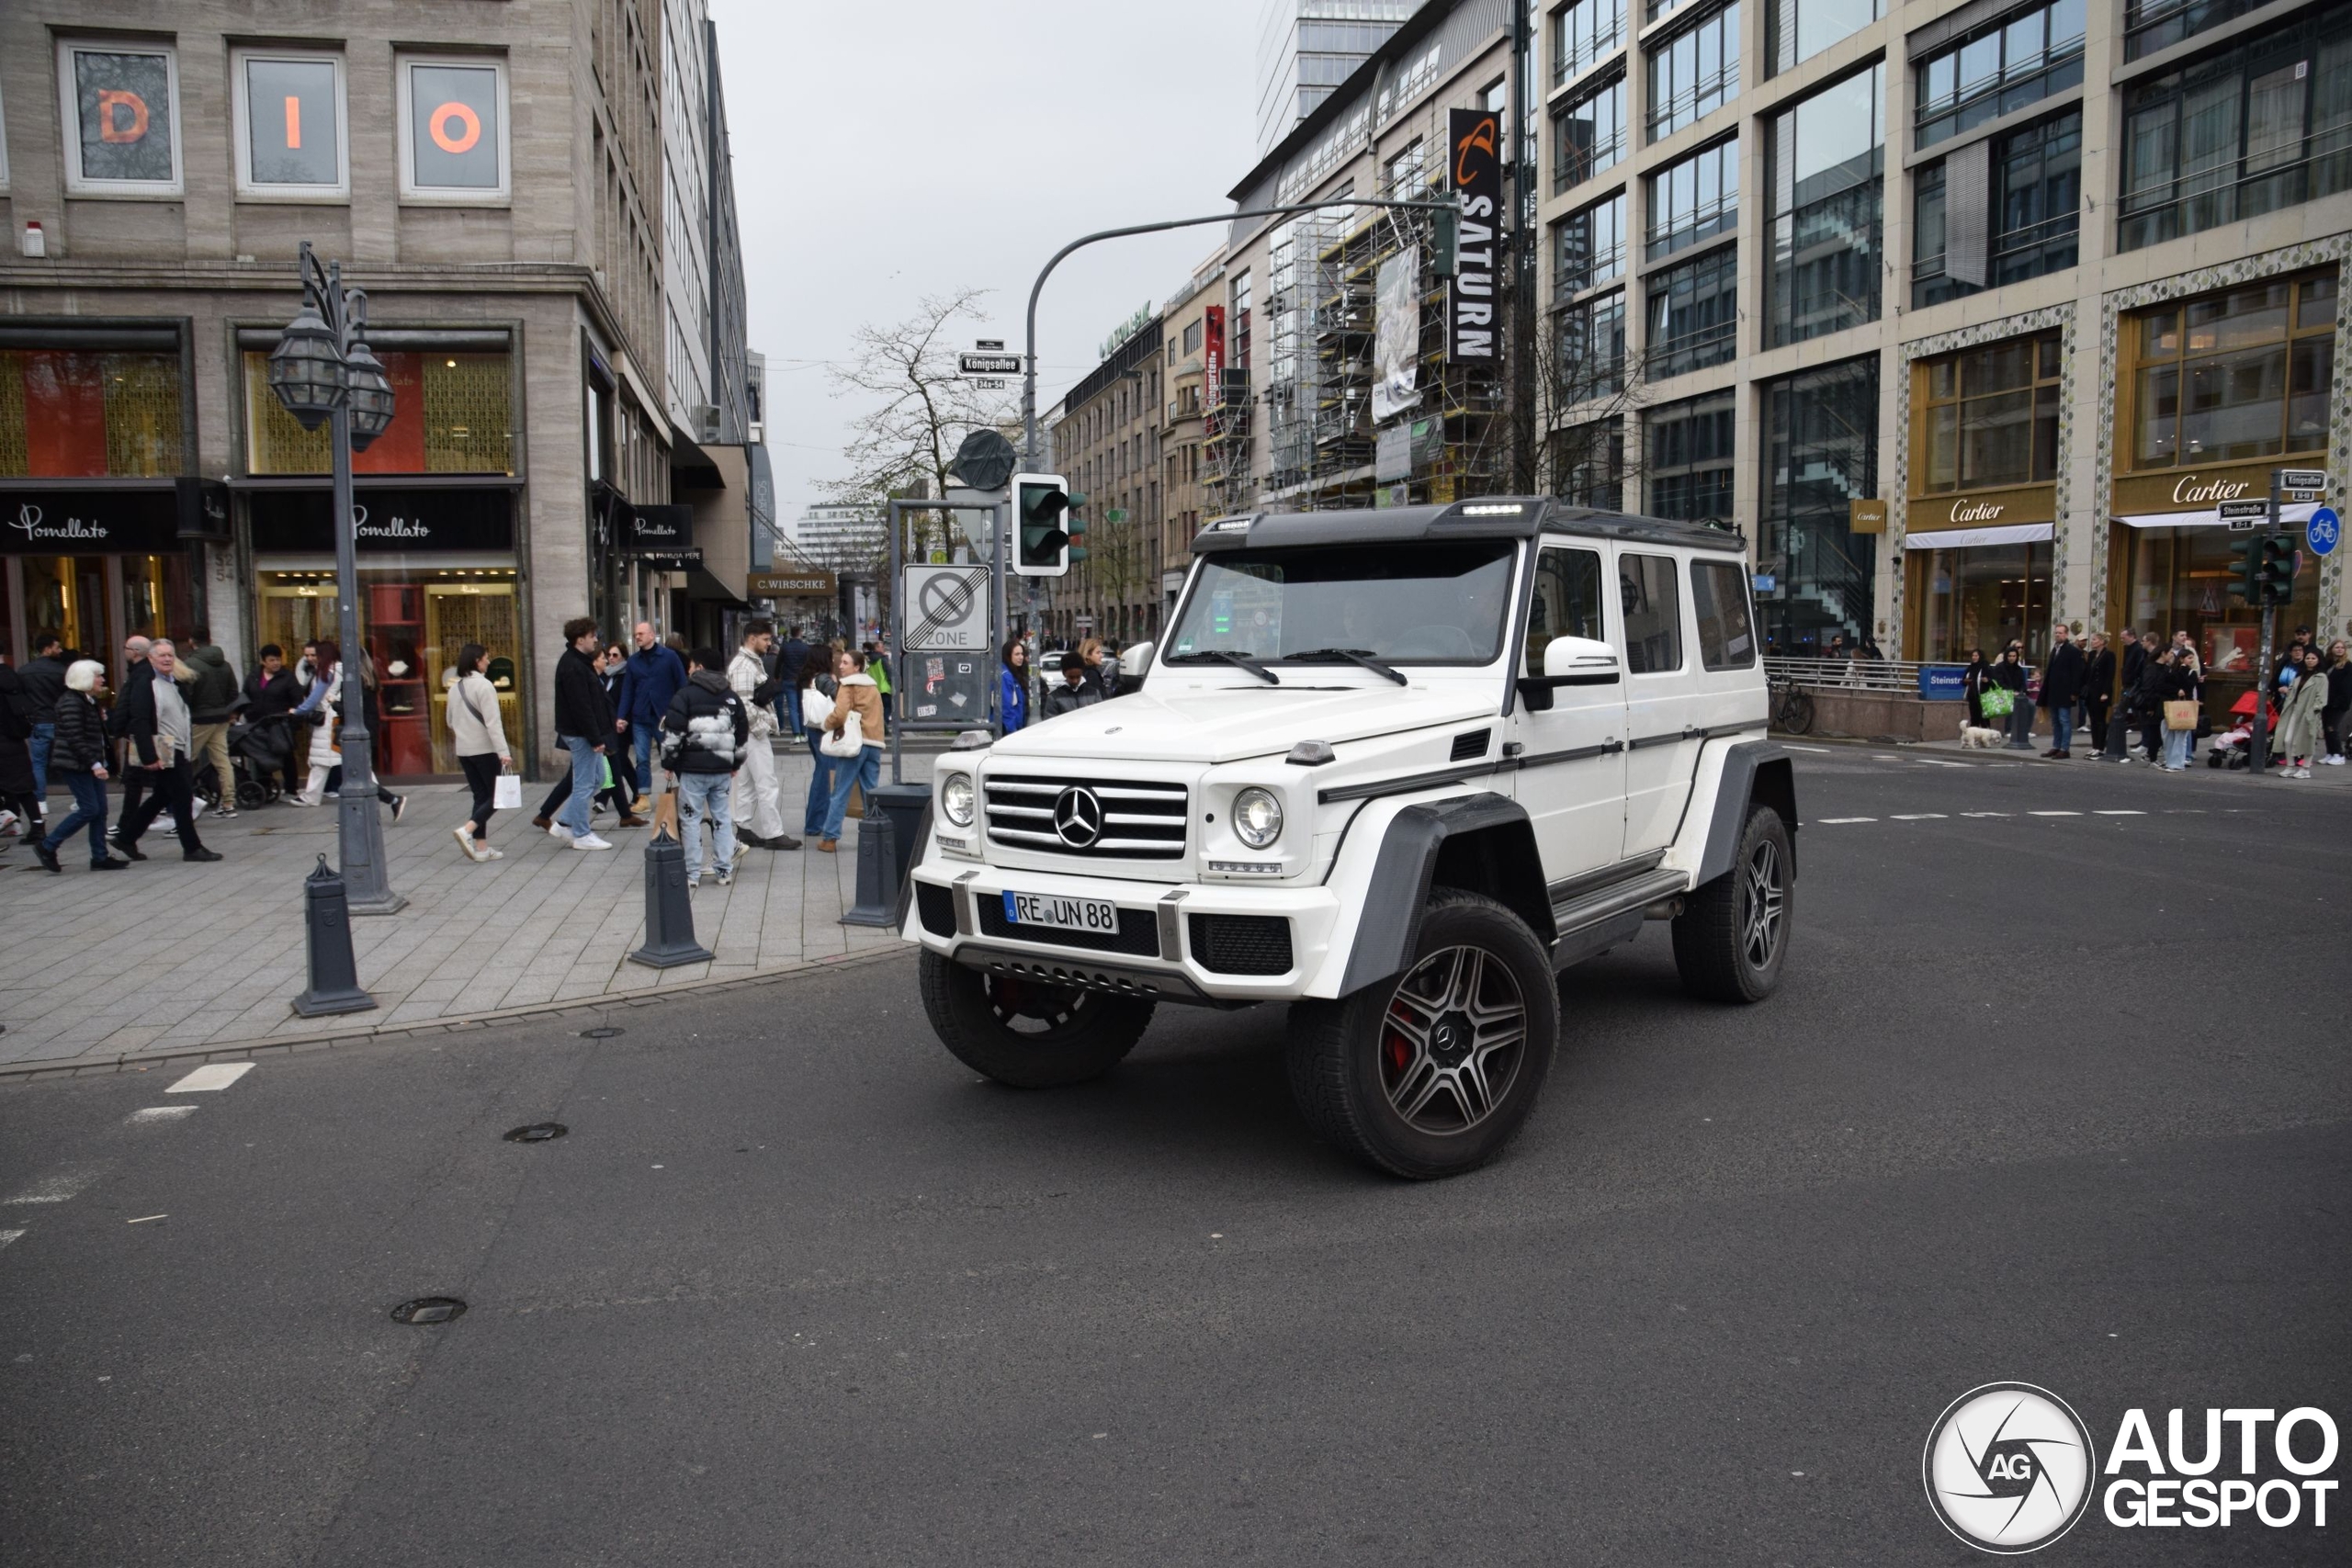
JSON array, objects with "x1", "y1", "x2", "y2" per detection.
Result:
[{"x1": 268, "y1": 241, "x2": 405, "y2": 915}]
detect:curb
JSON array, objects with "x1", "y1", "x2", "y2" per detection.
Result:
[{"x1": 0, "y1": 942, "x2": 915, "y2": 1085}]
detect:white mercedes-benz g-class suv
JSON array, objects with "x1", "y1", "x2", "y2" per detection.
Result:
[{"x1": 903, "y1": 497, "x2": 1796, "y2": 1179}]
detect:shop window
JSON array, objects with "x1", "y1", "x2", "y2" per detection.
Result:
[
  {"x1": 1647, "y1": 4, "x2": 1740, "y2": 141},
  {"x1": 2118, "y1": 7, "x2": 2352, "y2": 251},
  {"x1": 2122, "y1": 272, "x2": 2335, "y2": 469},
  {"x1": 1647, "y1": 390, "x2": 1737, "y2": 521},
  {"x1": 1766, "y1": 64, "x2": 1883, "y2": 346},
  {"x1": 1769, "y1": 0, "x2": 1883, "y2": 78},
  {"x1": 1646, "y1": 138, "x2": 1738, "y2": 260},
  {"x1": 243, "y1": 350, "x2": 514, "y2": 475},
  {"x1": 58, "y1": 41, "x2": 181, "y2": 196},
  {"x1": 1909, "y1": 541, "x2": 2052, "y2": 662},
  {"x1": 1691, "y1": 560, "x2": 1757, "y2": 669},
  {"x1": 1917, "y1": 330, "x2": 2063, "y2": 492},
  {"x1": 1913, "y1": 111, "x2": 2081, "y2": 307},
  {"x1": 1554, "y1": 73, "x2": 1628, "y2": 193},
  {"x1": 233, "y1": 49, "x2": 347, "y2": 197},
  {"x1": 0, "y1": 350, "x2": 184, "y2": 478},
  {"x1": 1645, "y1": 245, "x2": 1739, "y2": 378},
  {"x1": 398, "y1": 56, "x2": 509, "y2": 200},
  {"x1": 1916, "y1": 0, "x2": 2086, "y2": 148}
]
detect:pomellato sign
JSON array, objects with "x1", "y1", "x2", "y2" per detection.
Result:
[
  {"x1": 248, "y1": 488, "x2": 514, "y2": 554},
  {"x1": 0, "y1": 488, "x2": 182, "y2": 554}
]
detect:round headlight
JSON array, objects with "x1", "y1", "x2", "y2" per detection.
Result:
[
  {"x1": 1232, "y1": 787, "x2": 1283, "y2": 849},
  {"x1": 941, "y1": 773, "x2": 975, "y2": 827}
]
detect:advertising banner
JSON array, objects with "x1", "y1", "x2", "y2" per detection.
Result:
[
  {"x1": 1203, "y1": 305, "x2": 1226, "y2": 407},
  {"x1": 1373, "y1": 245, "x2": 1420, "y2": 423},
  {"x1": 1446, "y1": 107, "x2": 1501, "y2": 362}
]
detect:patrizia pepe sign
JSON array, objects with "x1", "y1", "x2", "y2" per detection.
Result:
[{"x1": 0, "y1": 489, "x2": 182, "y2": 554}]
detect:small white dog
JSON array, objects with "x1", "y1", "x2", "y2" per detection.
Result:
[{"x1": 1961, "y1": 719, "x2": 2005, "y2": 749}]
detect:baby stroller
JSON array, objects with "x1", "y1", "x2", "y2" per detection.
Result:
[
  {"x1": 226, "y1": 713, "x2": 296, "y2": 807},
  {"x1": 2206, "y1": 691, "x2": 2270, "y2": 770}
]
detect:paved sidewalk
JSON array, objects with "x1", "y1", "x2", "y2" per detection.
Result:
[{"x1": 0, "y1": 743, "x2": 908, "y2": 1070}]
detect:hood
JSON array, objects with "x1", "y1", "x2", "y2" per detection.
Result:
[
  {"x1": 182, "y1": 646, "x2": 229, "y2": 672},
  {"x1": 991, "y1": 680, "x2": 1495, "y2": 764},
  {"x1": 687, "y1": 669, "x2": 730, "y2": 694},
  {"x1": 841, "y1": 672, "x2": 877, "y2": 687}
]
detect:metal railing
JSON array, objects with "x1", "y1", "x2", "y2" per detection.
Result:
[{"x1": 1764, "y1": 655, "x2": 1944, "y2": 694}]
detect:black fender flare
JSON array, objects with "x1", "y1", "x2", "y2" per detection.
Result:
[
  {"x1": 1695, "y1": 740, "x2": 1799, "y2": 886},
  {"x1": 1338, "y1": 792, "x2": 1557, "y2": 996}
]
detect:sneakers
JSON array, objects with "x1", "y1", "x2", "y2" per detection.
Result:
[
  {"x1": 286, "y1": 795, "x2": 316, "y2": 807},
  {"x1": 714, "y1": 868, "x2": 733, "y2": 887},
  {"x1": 571, "y1": 832, "x2": 615, "y2": 851},
  {"x1": 2293, "y1": 766, "x2": 2313, "y2": 779},
  {"x1": 481, "y1": 845, "x2": 504, "y2": 860},
  {"x1": 548, "y1": 821, "x2": 574, "y2": 841},
  {"x1": 390, "y1": 794, "x2": 409, "y2": 823},
  {"x1": 2325, "y1": 754, "x2": 2346, "y2": 766},
  {"x1": 190, "y1": 797, "x2": 207, "y2": 820},
  {"x1": 454, "y1": 826, "x2": 486, "y2": 861},
  {"x1": 685, "y1": 874, "x2": 701, "y2": 889}
]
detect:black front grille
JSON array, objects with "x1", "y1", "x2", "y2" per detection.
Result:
[
  {"x1": 915, "y1": 881, "x2": 957, "y2": 938},
  {"x1": 983, "y1": 774, "x2": 1188, "y2": 860},
  {"x1": 1188, "y1": 913, "x2": 1295, "y2": 976},
  {"x1": 1451, "y1": 728, "x2": 1492, "y2": 761},
  {"x1": 978, "y1": 895, "x2": 1161, "y2": 957}
]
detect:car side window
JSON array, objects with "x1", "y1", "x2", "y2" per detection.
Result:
[
  {"x1": 1690, "y1": 559, "x2": 1757, "y2": 670},
  {"x1": 1524, "y1": 545, "x2": 1604, "y2": 677},
  {"x1": 1618, "y1": 552, "x2": 1682, "y2": 673}
]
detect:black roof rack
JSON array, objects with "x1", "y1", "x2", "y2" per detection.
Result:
[{"x1": 1192, "y1": 497, "x2": 1747, "y2": 555}]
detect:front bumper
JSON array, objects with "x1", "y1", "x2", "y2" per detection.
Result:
[{"x1": 902, "y1": 863, "x2": 1340, "y2": 1005}]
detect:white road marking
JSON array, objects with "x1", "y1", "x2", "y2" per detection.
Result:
[
  {"x1": 2095, "y1": 809, "x2": 2146, "y2": 816},
  {"x1": 1817, "y1": 817, "x2": 1877, "y2": 824},
  {"x1": 126, "y1": 1214, "x2": 167, "y2": 1224},
  {"x1": 1891, "y1": 813, "x2": 1948, "y2": 820},
  {"x1": 1962, "y1": 811, "x2": 2012, "y2": 818},
  {"x1": 0, "y1": 1229, "x2": 23, "y2": 1251},
  {"x1": 2030, "y1": 810, "x2": 2081, "y2": 817},
  {"x1": 4, "y1": 1163, "x2": 109, "y2": 1205},
  {"x1": 126, "y1": 1106, "x2": 198, "y2": 1124},
  {"x1": 165, "y1": 1063, "x2": 254, "y2": 1093},
  {"x1": 1912, "y1": 760, "x2": 1971, "y2": 768}
]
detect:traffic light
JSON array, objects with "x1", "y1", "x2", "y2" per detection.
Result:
[
  {"x1": 1067, "y1": 493, "x2": 1090, "y2": 564},
  {"x1": 2229, "y1": 535, "x2": 2263, "y2": 604},
  {"x1": 1012, "y1": 472, "x2": 1071, "y2": 578},
  {"x1": 2256, "y1": 534, "x2": 2300, "y2": 604},
  {"x1": 1430, "y1": 201, "x2": 1459, "y2": 277}
]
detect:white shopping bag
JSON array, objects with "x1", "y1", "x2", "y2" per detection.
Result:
[{"x1": 492, "y1": 773, "x2": 523, "y2": 811}]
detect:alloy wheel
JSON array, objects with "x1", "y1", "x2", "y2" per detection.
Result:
[
  {"x1": 1379, "y1": 945, "x2": 1528, "y2": 1135},
  {"x1": 1742, "y1": 839, "x2": 1785, "y2": 971}
]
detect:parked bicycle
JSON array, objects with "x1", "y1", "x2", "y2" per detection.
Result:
[{"x1": 1770, "y1": 673, "x2": 1815, "y2": 736}]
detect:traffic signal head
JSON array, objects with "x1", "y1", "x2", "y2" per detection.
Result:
[
  {"x1": 1012, "y1": 472, "x2": 1071, "y2": 578},
  {"x1": 1430, "y1": 201, "x2": 1459, "y2": 277},
  {"x1": 2229, "y1": 536, "x2": 2262, "y2": 604},
  {"x1": 2257, "y1": 534, "x2": 2300, "y2": 604}
]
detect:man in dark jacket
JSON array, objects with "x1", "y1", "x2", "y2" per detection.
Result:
[
  {"x1": 32, "y1": 660, "x2": 126, "y2": 873},
  {"x1": 2038, "y1": 625, "x2": 2086, "y2": 758},
  {"x1": 1040, "y1": 654, "x2": 1102, "y2": 719},
  {"x1": 238, "y1": 644, "x2": 304, "y2": 800},
  {"x1": 548, "y1": 616, "x2": 616, "y2": 849},
  {"x1": 2080, "y1": 632, "x2": 2117, "y2": 752},
  {"x1": 616, "y1": 621, "x2": 687, "y2": 795},
  {"x1": 17, "y1": 629, "x2": 70, "y2": 827},
  {"x1": 659, "y1": 647, "x2": 749, "y2": 886},
  {"x1": 778, "y1": 626, "x2": 811, "y2": 734},
  {"x1": 178, "y1": 626, "x2": 242, "y2": 818},
  {"x1": 108, "y1": 638, "x2": 221, "y2": 863}
]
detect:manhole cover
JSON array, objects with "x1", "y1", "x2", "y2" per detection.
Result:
[
  {"x1": 503, "y1": 1122, "x2": 568, "y2": 1143},
  {"x1": 390, "y1": 1296, "x2": 467, "y2": 1325},
  {"x1": 580, "y1": 1026, "x2": 624, "y2": 1039}
]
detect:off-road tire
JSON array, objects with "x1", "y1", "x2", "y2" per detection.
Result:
[
  {"x1": 1285, "y1": 887, "x2": 1560, "y2": 1179},
  {"x1": 1671, "y1": 804, "x2": 1793, "y2": 1004},
  {"x1": 918, "y1": 949, "x2": 1154, "y2": 1088}
]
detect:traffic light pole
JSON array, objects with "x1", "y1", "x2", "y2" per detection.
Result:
[
  {"x1": 1019, "y1": 197, "x2": 1459, "y2": 469},
  {"x1": 2254, "y1": 478, "x2": 2282, "y2": 773}
]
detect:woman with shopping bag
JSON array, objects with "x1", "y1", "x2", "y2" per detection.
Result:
[{"x1": 446, "y1": 642, "x2": 516, "y2": 861}]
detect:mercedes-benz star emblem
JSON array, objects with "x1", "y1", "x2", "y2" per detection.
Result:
[{"x1": 1053, "y1": 787, "x2": 1104, "y2": 849}]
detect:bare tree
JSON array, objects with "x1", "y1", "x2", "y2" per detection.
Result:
[{"x1": 826, "y1": 288, "x2": 1019, "y2": 561}]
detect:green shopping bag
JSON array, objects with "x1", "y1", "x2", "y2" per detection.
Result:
[
  {"x1": 599, "y1": 754, "x2": 615, "y2": 790},
  {"x1": 1980, "y1": 687, "x2": 2015, "y2": 718}
]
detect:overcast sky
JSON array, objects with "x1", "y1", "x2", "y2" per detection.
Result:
[{"x1": 708, "y1": 0, "x2": 1267, "y2": 517}]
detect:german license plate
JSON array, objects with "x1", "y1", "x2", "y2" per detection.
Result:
[{"x1": 1003, "y1": 890, "x2": 1119, "y2": 933}]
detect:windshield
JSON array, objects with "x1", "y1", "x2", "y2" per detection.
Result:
[{"x1": 1167, "y1": 541, "x2": 1518, "y2": 667}]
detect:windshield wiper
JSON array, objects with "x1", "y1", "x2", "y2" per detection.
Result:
[
  {"x1": 1164, "y1": 648, "x2": 1281, "y2": 684},
  {"x1": 1287, "y1": 647, "x2": 1408, "y2": 685}
]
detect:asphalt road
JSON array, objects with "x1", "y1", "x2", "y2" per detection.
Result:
[{"x1": 4, "y1": 748, "x2": 2346, "y2": 1566}]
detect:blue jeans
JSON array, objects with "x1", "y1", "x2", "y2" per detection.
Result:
[
  {"x1": 631, "y1": 724, "x2": 658, "y2": 795},
  {"x1": 28, "y1": 722, "x2": 54, "y2": 804},
  {"x1": 561, "y1": 736, "x2": 602, "y2": 838},
  {"x1": 2049, "y1": 705, "x2": 2075, "y2": 752},
  {"x1": 675, "y1": 771, "x2": 736, "y2": 877},
  {"x1": 822, "y1": 746, "x2": 881, "y2": 841},
  {"x1": 782, "y1": 686, "x2": 801, "y2": 735},
  {"x1": 801, "y1": 728, "x2": 836, "y2": 836},
  {"x1": 41, "y1": 771, "x2": 109, "y2": 862}
]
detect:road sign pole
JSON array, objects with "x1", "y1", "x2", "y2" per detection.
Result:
[
  {"x1": 2254, "y1": 479, "x2": 2278, "y2": 774},
  {"x1": 888, "y1": 498, "x2": 906, "y2": 788},
  {"x1": 991, "y1": 500, "x2": 1008, "y2": 736}
]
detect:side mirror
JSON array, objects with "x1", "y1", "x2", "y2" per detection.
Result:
[
  {"x1": 1543, "y1": 635, "x2": 1620, "y2": 681},
  {"x1": 1122, "y1": 639, "x2": 1154, "y2": 680}
]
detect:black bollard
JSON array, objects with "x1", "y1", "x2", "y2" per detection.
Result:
[
  {"x1": 292, "y1": 853, "x2": 378, "y2": 1016},
  {"x1": 630, "y1": 804, "x2": 714, "y2": 968},
  {"x1": 840, "y1": 807, "x2": 899, "y2": 927}
]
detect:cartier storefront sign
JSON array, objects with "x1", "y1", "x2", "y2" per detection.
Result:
[
  {"x1": 1907, "y1": 483, "x2": 2056, "y2": 532},
  {"x1": 2109, "y1": 461, "x2": 2284, "y2": 516}
]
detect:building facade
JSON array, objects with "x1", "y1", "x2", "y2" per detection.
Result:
[
  {"x1": 1527, "y1": 0, "x2": 2348, "y2": 693},
  {"x1": 1257, "y1": 0, "x2": 1422, "y2": 156},
  {"x1": 0, "y1": 0, "x2": 756, "y2": 776},
  {"x1": 1046, "y1": 312, "x2": 1167, "y2": 644}
]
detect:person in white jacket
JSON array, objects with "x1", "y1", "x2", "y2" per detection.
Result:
[
  {"x1": 446, "y1": 642, "x2": 514, "y2": 861},
  {"x1": 725, "y1": 621, "x2": 800, "y2": 851}
]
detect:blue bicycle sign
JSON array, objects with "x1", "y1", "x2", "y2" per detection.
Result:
[{"x1": 2309, "y1": 506, "x2": 2340, "y2": 557}]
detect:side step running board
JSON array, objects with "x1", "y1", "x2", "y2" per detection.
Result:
[{"x1": 1549, "y1": 868, "x2": 1690, "y2": 970}]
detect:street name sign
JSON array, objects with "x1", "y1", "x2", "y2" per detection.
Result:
[
  {"x1": 2219, "y1": 500, "x2": 2268, "y2": 530},
  {"x1": 959, "y1": 352, "x2": 1021, "y2": 376}
]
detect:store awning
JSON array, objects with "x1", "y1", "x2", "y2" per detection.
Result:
[
  {"x1": 1904, "y1": 522, "x2": 2053, "y2": 549},
  {"x1": 2116, "y1": 502, "x2": 2320, "y2": 528},
  {"x1": 679, "y1": 560, "x2": 749, "y2": 608}
]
